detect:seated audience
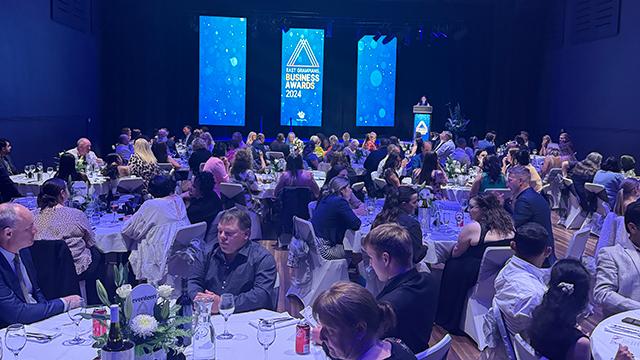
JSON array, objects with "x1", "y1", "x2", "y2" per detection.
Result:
[
  {"x1": 342, "y1": 132, "x2": 351, "y2": 144},
  {"x1": 473, "y1": 149, "x2": 488, "y2": 168},
  {"x1": 538, "y1": 134, "x2": 551, "y2": 156},
  {"x1": 382, "y1": 153, "x2": 402, "y2": 192},
  {"x1": 405, "y1": 138, "x2": 432, "y2": 175},
  {"x1": 594, "y1": 156, "x2": 626, "y2": 209},
  {"x1": 477, "y1": 131, "x2": 496, "y2": 154},
  {"x1": 311, "y1": 177, "x2": 361, "y2": 260},
  {"x1": 188, "y1": 137, "x2": 212, "y2": 175},
  {"x1": 372, "y1": 186, "x2": 428, "y2": 264},
  {"x1": 230, "y1": 148, "x2": 259, "y2": 194},
  {"x1": 34, "y1": 178, "x2": 102, "y2": 304},
  {"x1": 413, "y1": 151, "x2": 446, "y2": 189},
  {"x1": 568, "y1": 152, "x2": 603, "y2": 213},
  {"x1": 0, "y1": 203, "x2": 83, "y2": 327},
  {"x1": 115, "y1": 134, "x2": 133, "y2": 163},
  {"x1": 529, "y1": 259, "x2": 591, "y2": 360},
  {"x1": 200, "y1": 131, "x2": 214, "y2": 153},
  {"x1": 55, "y1": 153, "x2": 89, "y2": 183},
  {"x1": 490, "y1": 223, "x2": 552, "y2": 341},
  {"x1": 102, "y1": 153, "x2": 129, "y2": 180},
  {"x1": 231, "y1": 131, "x2": 246, "y2": 150},
  {"x1": 540, "y1": 142, "x2": 562, "y2": 178},
  {"x1": 364, "y1": 138, "x2": 390, "y2": 176},
  {"x1": 151, "y1": 141, "x2": 181, "y2": 169},
  {"x1": 274, "y1": 154, "x2": 320, "y2": 199},
  {"x1": 559, "y1": 132, "x2": 577, "y2": 162},
  {"x1": 436, "y1": 192, "x2": 515, "y2": 333},
  {"x1": 0, "y1": 165, "x2": 20, "y2": 203},
  {"x1": 469, "y1": 155, "x2": 507, "y2": 198},
  {"x1": 155, "y1": 128, "x2": 176, "y2": 153},
  {"x1": 377, "y1": 144, "x2": 402, "y2": 175},
  {"x1": 594, "y1": 200, "x2": 640, "y2": 316},
  {"x1": 363, "y1": 132, "x2": 377, "y2": 151},
  {"x1": 123, "y1": 175, "x2": 190, "y2": 284},
  {"x1": 303, "y1": 141, "x2": 320, "y2": 170},
  {"x1": 269, "y1": 133, "x2": 290, "y2": 157},
  {"x1": 434, "y1": 131, "x2": 454, "y2": 166},
  {"x1": 0, "y1": 138, "x2": 17, "y2": 175},
  {"x1": 451, "y1": 137, "x2": 471, "y2": 167},
  {"x1": 188, "y1": 208, "x2": 276, "y2": 312},
  {"x1": 66, "y1": 138, "x2": 103, "y2": 167},
  {"x1": 246, "y1": 131, "x2": 257, "y2": 146},
  {"x1": 324, "y1": 165, "x2": 364, "y2": 213},
  {"x1": 520, "y1": 131, "x2": 536, "y2": 153},
  {"x1": 186, "y1": 171, "x2": 223, "y2": 233},
  {"x1": 621, "y1": 155, "x2": 637, "y2": 178},
  {"x1": 202, "y1": 142, "x2": 230, "y2": 197},
  {"x1": 312, "y1": 282, "x2": 417, "y2": 360},
  {"x1": 182, "y1": 125, "x2": 195, "y2": 145},
  {"x1": 286, "y1": 131, "x2": 297, "y2": 145},
  {"x1": 343, "y1": 139, "x2": 360, "y2": 163},
  {"x1": 515, "y1": 149, "x2": 543, "y2": 192},
  {"x1": 310, "y1": 135, "x2": 324, "y2": 159},
  {"x1": 128, "y1": 138, "x2": 161, "y2": 192},
  {"x1": 507, "y1": 165, "x2": 556, "y2": 263},
  {"x1": 363, "y1": 224, "x2": 437, "y2": 353},
  {"x1": 614, "y1": 178, "x2": 640, "y2": 216}
]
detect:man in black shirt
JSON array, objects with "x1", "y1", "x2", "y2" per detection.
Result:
[{"x1": 363, "y1": 223, "x2": 438, "y2": 353}]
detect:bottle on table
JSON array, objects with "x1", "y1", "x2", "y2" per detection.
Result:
[{"x1": 101, "y1": 304, "x2": 134, "y2": 359}]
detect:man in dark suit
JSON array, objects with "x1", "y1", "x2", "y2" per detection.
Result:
[
  {"x1": 363, "y1": 223, "x2": 438, "y2": 354},
  {"x1": 0, "y1": 203, "x2": 83, "y2": 327},
  {"x1": 0, "y1": 164, "x2": 20, "y2": 203},
  {"x1": 269, "y1": 133, "x2": 290, "y2": 157},
  {"x1": 188, "y1": 208, "x2": 276, "y2": 313},
  {"x1": 182, "y1": 125, "x2": 195, "y2": 146},
  {"x1": 0, "y1": 139, "x2": 17, "y2": 175},
  {"x1": 506, "y1": 165, "x2": 556, "y2": 263}
]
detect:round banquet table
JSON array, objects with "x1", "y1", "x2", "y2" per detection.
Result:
[
  {"x1": 93, "y1": 213, "x2": 128, "y2": 253},
  {"x1": 591, "y1": 309, "x2": 640, "y2": 360},
  {"x1": 442, "y1": 185, "x2": 471, "y2": 204},
  {"x1": 11, "y1": 173, "x2": 114, "y2": 197}
]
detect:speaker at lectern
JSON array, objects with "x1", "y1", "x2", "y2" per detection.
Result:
[{"x1": 413, "y1": 105, "x2": 432, "y2": 141}]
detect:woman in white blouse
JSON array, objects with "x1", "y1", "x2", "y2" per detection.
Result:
[{"x1": 122, "y1": 175, "x2": 190, "y2": 284}]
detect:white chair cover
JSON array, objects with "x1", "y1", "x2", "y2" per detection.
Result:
[
  {"x1": 460, "y1": 246, "x2": 513, "y2": 350},
  {"x1": 565, "y1": 226, "x2": 591, "y2": 260},
  {"x1": 286, "y1": 216, "x2": 349, "y2": 307},
  {"x1": 351, "y1": 182, "x2": 365, "y2": 192},
  {"x1": 166, "y1": 222, "x2": 207, "y2": 279},
  {"x1": 563, "y1": 179, "x2": 587, "y2": 229},
  {"x1": 307, "y1": 201, "x2": 317, "y2": 219},
  {"x1": 415, "y1": 334, "x2": 452, "y2": 360},
  {"x1": 595, "y1": 212, "x2": 618, "y2": 257},
  {"x1": 493, "y1": 307, "x2": 517, "y2": 360},
  {"x1": 544, "y1": 168, "x2": 563, "y2": 209},
  {"x1": 219, "y1": 182, "x2": 245, "y2": 199},
  {"x1": 514, "y1": 334, "x2": 547, "y2": 360},
  {"x1": 116, "y1": 177, "x2": 144, "y2": 194},
  {"x1": 266, "y1": 151, "x2": 285, "y2": 160}
]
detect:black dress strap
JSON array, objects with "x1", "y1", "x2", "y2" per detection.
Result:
[{"x1": 478, "y1": 224, "x2": 490, "y2": 246}]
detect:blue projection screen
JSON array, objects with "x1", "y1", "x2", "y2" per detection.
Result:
[
  {"x1": 199, "y1": 16, "x2": 246, "y2": 126},
  {"x1": 356, "y1": 36, "x2": 397, "y2": 127},
  {"x1": 280, "y1": 28, "x2": 325, "y2": 127}
]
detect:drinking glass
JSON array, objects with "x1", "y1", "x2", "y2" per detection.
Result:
[
  {"x1": 216, "y1": 293, "x2": 235, "y2": 340},
  {"x1": 110, "y1": 201, "x2": 119, "y2": 223},
  {"x1": 63, "y1": 299, "x2": 87, "y2": 345},
  {"x1": 36, "y1": 162, "x2": 43, "y2": 174},
  {"x1": 28, "y1": 165, "x2": 36, "y2": 176},
  {"x1": 5, "y1": 324, "x2": 26, "y2": 359},
  {"x1": 46, "y1": 167, "x2": 54, "y2": 179},
  {"x1": 256, "y1": 320, "x2": 275, "y2": 360}
]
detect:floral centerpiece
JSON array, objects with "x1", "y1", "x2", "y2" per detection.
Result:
[
  {"x1": 445, "y1": 103, "x2": 471, "y2": 136},
  {"x1": 354, "y1": 148, "x2": 367, "y2": 165},
  {"x1": 291, "y1": 138, "x2": 305, "y2": 156},
  {"x1": 89, "y1": 265, "x2": 191, "y2": 358}
]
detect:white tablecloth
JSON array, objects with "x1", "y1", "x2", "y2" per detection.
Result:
[
  {"x1": 591, "y1": 309, "x2": 640, "y2": 360},
  {"x1": 10, "y1": 174, "x2": 114, "y2": 197},
  {"x1": 93, "y1": 214, "x2": 128, "y2": 253},
  {"x1": 0, "y1": 309, "x2": 326, "y2": 360},
  {"x1": 442, "y1": 185, "x2": 471, "y2": 204}
]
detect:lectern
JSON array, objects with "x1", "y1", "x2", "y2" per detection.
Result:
[{"x1": 413, "y1": 105, "x2": 432, "y2": 141}]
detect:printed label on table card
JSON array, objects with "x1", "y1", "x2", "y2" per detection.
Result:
[{"x1": 129, "y1": 284, "x2": 158, "y2": 321}]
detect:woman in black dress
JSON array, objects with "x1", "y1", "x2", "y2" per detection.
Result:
[{"x1": 435, "y1": 192, "x2": 515, "y2": 333}]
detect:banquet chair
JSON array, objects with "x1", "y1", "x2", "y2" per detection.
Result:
[
  {"x1": 514, "y1": 334, "x2": 548, "y2": 360},
  {"x1": 272, "y1": 273, "x2": 280, "y2": 311},
  {"x1": 166, "y1": 222, "x2": 207, "y2": 303},
  {"x1": 542, "y1": 168, "x2": 563, "y2": 209},
  {"x1": 30, "y1": 240, "x2": 81, "y2": 300},
  {"x1": 584, "y1": 182, "x2": 609, "y2": 237},
  {"x1": 157, "y1": 163, "x2": 174, "y2": 172},
  {"x1": 595, "y1": 212, "x2": 618, "y2": 257},
  {"x1": 219, "y1": 182, "x2": 245, "y2": 200},
  {"x1": 351, "y1": 182, "x2": 365, "y2": 192},
  {"x1": 286, "y1": 216, "x2": 349, "y2": 307},
  {"x1": 205, "y1": 205, "x2": 263, "y2": 242},
  {"x1": 561, "y1": 178, "x2": 587, "y2": 230},
  {"x1": 460, "y1": 246, "x2": 513, "y2": 350},
  {"x1": 415, "y1": 334, "x2": 452, "y2": 360},
  {"x1": 265, "y1": 151, "x2": 285, "y2": 160},
  {"x1": 308, "y1": 201, "x2": 317, "y2": 219},
  {"x1": 199, "y1": 162, "x2": 206, "y2": 172},
  {"x1": 493, "y1": 306, "x2": 517, "y2": 360},
  {"x1": 564, "y1": 226, "x2": 591, "y2": 260},
  {"x1": 485, "y1": 188, "x2": 512, "y2": 200},
  {"x1": 277, "y1": 187, "x2": 314, "y2": 248},
  {"x1": 116, "y1": 177, "x2": 145, "y2": 194}
]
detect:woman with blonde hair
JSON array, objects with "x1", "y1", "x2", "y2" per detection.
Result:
[
  {"x1": 128, "y1": 138, "x2": 160, "y2": 191},
  {"x1": 614, "y1": 178, "x2": 640, "y2": 216},
  {"x1": 246, "y1": 131, "x2": 257, "y2": 146}
]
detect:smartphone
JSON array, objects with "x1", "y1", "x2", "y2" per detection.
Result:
[{"x1": 621, "y1": 317, "x2": 640, "y2": 327}]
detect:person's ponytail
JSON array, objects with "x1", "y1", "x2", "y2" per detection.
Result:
[{"x1": 376, "y1": 302, "x2": 397, "y2": 337}]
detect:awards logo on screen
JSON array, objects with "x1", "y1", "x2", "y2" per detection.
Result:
[{"x1": 280, "y1": 28, "x2": 324, "y2": 127}]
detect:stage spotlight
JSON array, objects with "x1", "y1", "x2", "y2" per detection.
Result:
[
  {"x1": 373, "y1": 32, "x2": 382, "y2": 41},
  {"x1": 382, "y1": 34, "x2": 395, "y2": 44}
]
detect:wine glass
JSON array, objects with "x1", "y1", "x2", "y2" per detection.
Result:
[
  {"x1": 46, "y1": 167, "x2": 54, "y2": 179},
  {"x1": 110, "y1": 201, "x2": 119, "y2": 223},
  {"x1": 257, "y1": 320, "x2": 276, "y2": 360},
  {"x1": 63, "y1": 299, "x2": 87, "y2": 345},
  {"x1": 36, "y1": 162, "x2": 43, "y2": 174},
  {"x1": 217, "y1": 293, "x2": 235, "y2": 340},
  {"x1": 28, "y1": 165, "x2": 36, "y2": 177},
  {"x1": 5, "y1": 324, "x2": 26, "y2": 359}
]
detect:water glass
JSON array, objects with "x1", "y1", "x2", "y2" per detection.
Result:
[
  {"x1": 63, "y1": 299, "x2": 87, "y2": 345},
  {"x1": 5, "y1": 324, "x2": 26, "y2": 359},
  {"x1": 217, "y1": 293, "x2": 235, "y2": 340},
  {"x1": 46, "y1": 167, "x2": 54, "y2": 179},
  {"x1": 256, "y1": 320, "x2": 275, "y2": 360},
  {"x1": 110, "y1": 201, "x2": 119, "y2": 223},
  {"x1": 36, "y1": 162, "x2": 43, "y2": 174}
]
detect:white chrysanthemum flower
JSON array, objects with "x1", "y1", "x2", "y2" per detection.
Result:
[
  {"x1": 157, "y1": 285, "x2": 173, "y2": 299},
  {"x1": 115, "y1": 284, "x2": 132, "y2": 299},
  {"x1": 131, "y1": 314, "x2": 158, "y2": 338}
]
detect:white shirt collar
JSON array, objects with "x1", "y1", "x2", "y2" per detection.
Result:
[{"x1": 506, "y1": 255, "x2": 548, "y2": 281}]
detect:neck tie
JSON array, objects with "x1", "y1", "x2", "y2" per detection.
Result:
[{"x1": 13, "y1": 254, "x2": 36, "y2": 304}]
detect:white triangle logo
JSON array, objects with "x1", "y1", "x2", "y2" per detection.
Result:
[
  {"x1": 287, "y1": 39, "x2": 320, "y2": 68},
  {"x1": 415, "y1": 120, "x2": 429, "y2": 135}
]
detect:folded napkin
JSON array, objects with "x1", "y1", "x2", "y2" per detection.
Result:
[
  {"x1": 25, "y1": 325, "x2": 61, "y2": 343},
  {"x1": 248, "y1": 313, "x2": 298, "y2": 330}
]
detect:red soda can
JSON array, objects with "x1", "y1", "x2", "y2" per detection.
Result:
[
  {"x1": 92, "y1": 308, "x2": 108, "y2": 337},
  {"x1": 295, "y1": 321, "x2": 310, "y2": 355}
]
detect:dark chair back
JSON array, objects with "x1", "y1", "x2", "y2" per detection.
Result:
[
  {"x1": 279, "y1": 187, "x2": 314, "y2": 236},
  {"x1": 29, "y1": 240, "x2": 80, "y2": 299}
]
